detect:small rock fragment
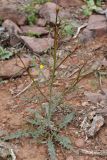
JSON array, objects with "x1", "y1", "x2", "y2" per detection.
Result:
[
  {"x1": 2, "y1": 19, "x2": 22, "y2": 35},
  {"x1": 39, "y1": 2, "x2": 59, "y2": 24},
  {"x1": 0, "y1": 57, "x2": 30, "y2": 79},
  {"x1": 75, "y1": 138, "x2": 85, "y2": 148},
  {"x1": 0, "y1": 6, "x2": 26, "y2": 25},
  {"x1": 20, "y1": 36, "x2": 54, "y2": 54},
  {"x1": 21, "y1": 25, "x2": 49, "y2": 36},
  {"x1": 84, "y1": 91, "x2": 104, "y2": 104},
  {"x1": 87, "y1": 115, "x2": 104, "y2": 137},
  {"x1": 80, "y1": 14, "x2": 107, "y2": 43}
]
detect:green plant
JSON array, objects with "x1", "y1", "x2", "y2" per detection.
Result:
[
  {"x1": 0, "y1": 46, "x2": 13, "y2": 60},
  {"x1": 24, "y1": 3, "x2": 38, "y2": 25},
  {"x1": 63, "y1": 23, "x2": 74, "y2": 36},
  {"x1": 26, "y1": 31, "x2": 41, "y2": 37},
  {"x1": 2, "y1": 105, "x2": 75, "y2": 159},
  {"x1": 24, "y1": 0, "x2": 51, "y2": 25},
  {"x1": 82, "y1": 0, "x2": 101, "y2": 16},
  {"x1": 33, "y1": 0, "x2": 51, "y2": 4},
  {"x1": 1, "y1": 8, "x2": 87, "y2": 160}
]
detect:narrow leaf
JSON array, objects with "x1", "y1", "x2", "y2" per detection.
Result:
[
  {"x1": 54, "y1": 133, "x2": 72, "y2": 150},
  {"x1": 30, "y1": 127, "x2": 46, "y2": 139},
  {"x1": 2, "y1": 130, "x2": 30, "y2": 141},
  {"x1": 59, "y1": 112, "x2": 75, "y2": 129},
  {"x1": 47, "y1": 139, "x2": 57, "y2": 160}
]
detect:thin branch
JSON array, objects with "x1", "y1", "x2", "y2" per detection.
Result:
[
  {"x1": 17, "y1": 55, "x2": 49, "y2": 102},
  {"x1": 14, "y1": 81, "x2": 33, "y2": 97},
  {"x1": 79, "y1": 149, "x2": 107, "y2": 157},
  {"x1": 55, "y1": 45, "x2": 80, "y2": 71}
]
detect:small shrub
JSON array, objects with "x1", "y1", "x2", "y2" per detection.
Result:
[
  {"x1": 24, "y1": 3, "x2": 38, "y2": 25},
  {"x1": 82, "y1": 0, "x2": 102, "y2": 16},
  {"x1": 1, "y1": 8, "x2": 82, "y2": 160},
  {"x1": 0, "y1": 46, "x2": 13, "y2": 60},
  {"x1": 61, "y1": 22, "x2": 75, "y2": 37}
]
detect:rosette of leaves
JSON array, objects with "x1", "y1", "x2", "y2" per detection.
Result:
[
  {"x1": 1, "y1": 103, "x2": 75, "y2": 160},
  {"x1": 0, "y1": 47, "x2": 13, "y2": 60}
]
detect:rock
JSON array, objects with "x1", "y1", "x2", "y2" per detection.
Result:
[
  {"x1": 84, "y1": 91, "x2": 105, "y2": 104},
  {"x1": 2, "y1": 19, "x2": 21, "y2": 46},
  {"x1": 0, "y1": 57, "x2": 30, "y2": 79},
  {"x1": 66, "y1": 155, "x2": 74, "y2": 160},
  {"x1": 9, "y1": 35, "x2": 21, "y2": 46},
  {"x1": 39, "y1": 2, "x2": 71, "y2": 24},
  {"x1": 87, "y1": 15, "x2": 107, "y2": 37},
  {"x1": 53, "y1": 0, "x2": 83, "y2": 7},
  {"x1": 0, "y1": 142, "x2": 14, "y2": 160},
  {"x1": 0, "y1": 6, "x2": 26, "y2": 25},
  {"x1": 39, "y1": 2, "x2": 59, "y2": 24},
  {"x1": 36, "y1": 18, "x2": 46, "y2": 27},
  {"x1": 20, "y1": 36, "x2": 54, "y2": 54},
  {"x1": 59, "y1": 9, "x2": 71, "y2": 20},
  {"x1": 2, "y1": 19, "x2": 22, "y2": 35},
  {"x1": 80, "y1": 14, "x2": 107, "y2": 43},
  {"x1": 75, "y1": 138, "x2": 85, "y2": 148},
  {"x1": 87, "y1": 115, "x2": 104, "y2": 137},
  {"x1": 20, "y1": 25, "x2": 49, "y2": 36}
]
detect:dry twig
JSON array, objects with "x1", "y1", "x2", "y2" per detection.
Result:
[{"x1": 79, "y1": 149, "x2": 107, "y2": 157}]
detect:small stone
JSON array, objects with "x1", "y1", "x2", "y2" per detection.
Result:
[
  {"x1": 2, "y1": 19, "x2": 22, "y2": 35},
  {"x1": 20, "y1": 36, "x2": 54, "y2": 54},
  {"x1": 80, "y1": 14, "x2": 107, "y2": 43},
  {"x1": 75, "y1": 138, "x2": 85, "y2": 148},
  {"x1": 88, "y1": 111, "x2": 96, "y2": 120},
  {"x1": 21, "y1": 25, "x2": 49, "y2": 36},
  {"x1": 66, "y1": 155, "x2": 74, "y2": 160},
  {"x1": 82, "y1": 101, "x2": 89, "y2": 107},
  {"x1": 0, "y1": 57, "x2": 30, "y2": 79},
  {"x1": 87, "y1": 115, "x2": 104, "y2": 137},
  {"x1": 39, "y1": 2, "x2": 59, "y2": 24},
  {"x1": 0, "y1": 6, "x2": 26, "y2": 25}
]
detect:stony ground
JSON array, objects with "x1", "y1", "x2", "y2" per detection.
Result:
[{"x1": 1, "y1": 0, "x2": 107, "y2": 160}]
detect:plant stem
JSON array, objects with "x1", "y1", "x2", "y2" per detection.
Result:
[{"x1": 48, "y1": 8, "x2": 59, "y2": 125}]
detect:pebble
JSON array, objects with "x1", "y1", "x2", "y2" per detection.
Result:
[{"x1": 75, "y1": 138, "x2": 85, "y2": 148}]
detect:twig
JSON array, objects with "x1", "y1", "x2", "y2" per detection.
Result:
[
  {"x1": 55, "y1": 45, "x2": 79, "y2": 71},
  {"x1": 14, "y1": 81, "x2": 33, "y2": 97},
  {"x1": 9, "y1": 148, "x2": 16, "y2": 160},
  {"x1": 73, "y1": 23, "x2": 88, "y2": 39},
  {"x1": 79, "y1": 149, "x2": 107, "y2": 157},
  {"x1": 17, "y1": 55, "x2": 49, "y2": 102}
]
